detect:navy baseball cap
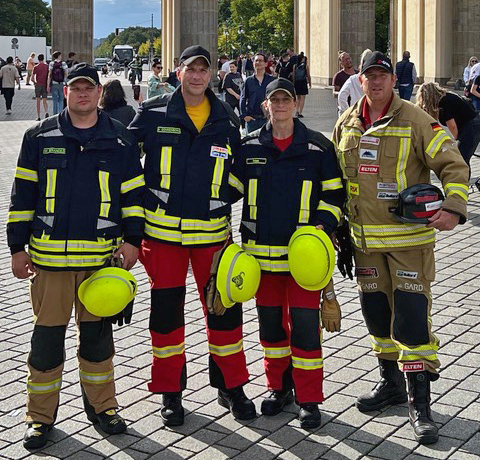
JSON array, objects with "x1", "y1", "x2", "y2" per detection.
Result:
[
  {"x1": 179, "y1": 45, "x2": 211, "y2": 67},
  {"x1": 67, "y1": 62, "x2": 100, "y2": 86},
  {"x1": 266, "y1": 78, "x2": 296, "y2": 99},
  {"x1": 361, "y1": 51, "x2": 394, "y2": 74}
]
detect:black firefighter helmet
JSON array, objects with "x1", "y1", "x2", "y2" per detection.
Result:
[{"x1": 395, "y1": 183, "x2": 445, "y2": 223}]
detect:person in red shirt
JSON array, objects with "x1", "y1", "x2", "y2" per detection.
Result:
[{"x1": 32, "y1": 54, "x2": 49, "y2": 120}]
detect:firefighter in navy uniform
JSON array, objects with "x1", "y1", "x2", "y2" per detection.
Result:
[
  {"x1": 333, "y1": 52, "x2": 469, "y2": 444},
  {"x1": 7, "y1": 63, "x2": 145, "y2": 449},
  {"x1": 128, "y1": 45, "x2": 254, "y2": 426},
  {"x1": 228, "y1": 78, "x2": 345, "y2": 428}
]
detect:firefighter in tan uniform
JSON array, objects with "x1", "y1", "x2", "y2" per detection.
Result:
[{"x1": 333, "y1": 52, "x2": 469, "y2": 445}]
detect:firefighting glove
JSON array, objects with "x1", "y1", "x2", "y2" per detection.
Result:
[
  {"x1": 107, "y1": 299, "x2": 134, "y2": 327},
  {"x1": 320, "y1": 279, "x2": 341, "y2": 332},
  {"x1": 204, "y1": 246, "x2": 227, "y2": 316},
  {"x1": 336, "y1": 220, "x2": 354, "y2": 280}
]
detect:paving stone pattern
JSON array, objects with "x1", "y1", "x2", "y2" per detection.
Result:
[{"x1": 0, "y1": 77, "x2": 479, "y2": 459}]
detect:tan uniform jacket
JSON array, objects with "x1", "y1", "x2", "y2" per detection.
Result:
[{"x1": 333, "y1": 94, "x2": 469, "y2": 253}]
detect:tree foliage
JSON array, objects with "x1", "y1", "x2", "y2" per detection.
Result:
[
  {"x1": 375, "y1": 0, "x2": 390, "y2": 53},
  {"x1": 0, "y1": 0, "x2": 51, "y2": 44},
  {"x1": 138, "y1": 37, "x2": 162, "y2": 58},
  {"x1": 94, "y1": 27, "x2": 161, "y2": 58},
  {"x1": 218, "y1": 0, "x2": 294, "y2": 57}
]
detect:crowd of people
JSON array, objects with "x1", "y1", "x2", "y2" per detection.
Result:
[{"x1": 3, "y1": 41, "x2": 479, "y2": 453}]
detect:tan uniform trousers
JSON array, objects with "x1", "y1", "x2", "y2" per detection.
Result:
[
  {"x1": 27, "y1": 269, "x2": 117, "y2": 425},
  {"x1": 354, "y1": 248, "x2": 440, "y2": 373}
]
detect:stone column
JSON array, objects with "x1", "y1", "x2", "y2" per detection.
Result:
[
  {"x1": 339, "y1": 0, "x2": 375, "y2": 69},
  {"x1": 452, "y1": 0, "x2": 480, "y2": 80},
  {"x1": 401, "y1": 0, "x2": 425, "y2": 83},
  {"x1": 51, "y1": 0, "x2": 93, "y2": 64}
]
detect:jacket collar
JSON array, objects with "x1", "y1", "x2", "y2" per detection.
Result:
[
  {"x1": 258, "y1": 118, "x2": 310, "y2": 157},
  {"x1": 58, "y1": 109, "x2": 119, "y2": 141}
]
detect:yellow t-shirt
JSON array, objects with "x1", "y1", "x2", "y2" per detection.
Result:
[{"x1": 186, "y1": 97, "x2": 211, "y2": 132}]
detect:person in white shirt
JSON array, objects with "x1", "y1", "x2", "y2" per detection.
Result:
[
  {"x1": 463, "y1": 56, "x2": 478, "y2": 85},
  {"x1": 468, "y1": 60, "x2": 480, "y2": 84},
  {"x1": 337, "y1": 49, "x2": 372, "y2": 116}
]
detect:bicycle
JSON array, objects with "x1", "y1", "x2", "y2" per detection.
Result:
[{"x1": 107, "y1": 62, "x2": 123, "y2": 77}]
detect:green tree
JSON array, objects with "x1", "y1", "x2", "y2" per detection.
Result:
[
  {"x1": 94, "y1": 27, "x2": 161, "y2": 58},
  {"x1": 0, "y1": 0, "x2": 51, "y2": 44},
  {"x1": 375, "y1": 0, "x2": 390, "y2": 53}
]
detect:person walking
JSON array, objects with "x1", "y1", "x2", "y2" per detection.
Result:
[
  {"x1": 7, "y1": 63, "x2": 145, "y2": 450},
  {"x1": 240, "y1": 52, "x2": 275, "y2": 133},
  {"x1": 395, "y1": 50, "x2": 417, "y2": 100},
  {"x1": 222, "y1": 61, "x2": 243, "y2": 113},
  {"x1": 292, "y1": 52, "x2": 311, "y2": 117},
  {"x1": 128, "y1": 55, "x2": 143, "y2": 86},
  {"x1": 26, "y1": 52, "x2": 36, "y2": 85},
  {"x1": 147, "y1": 62, "x2": 175, "y2": 99},
  {"x1": 0, "y1": 56, "x2": 21, "y2": 115},
  {"x1": 47, "y1": 51, "x2": 68, "y2": 115},
  {"x1": 333, "y1": 51, "x2": 469, "y2": 445},
  {"x1": 416, "y1": 82, "x2": 480, "y2": 175},
  {"x1": 229, "y1": 78, "x2": 345, "y2": 428},
  {"x1": 32, "y1": 53, "x2": 49, "y2": 120},
  {"x1": 275, "y1": 53, "x2": 291, "y2": 79},
  {"x1": 99, "y1": 79, "x2": 137, "y2": 126},
  {"x1": 128, "y1": 45, "x2": 254, "y2": 427}
]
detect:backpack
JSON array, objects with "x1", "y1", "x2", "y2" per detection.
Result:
[
  {"x1": 51, "y1": 61, "x2": 65, "y2": 83},
  {"x1": 295, "y1": 63, "x2": 306, "y2": 81}
]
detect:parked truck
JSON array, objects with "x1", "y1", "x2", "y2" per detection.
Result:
[{"x1": 0, "y1": 35, "x2": 49, "y2": 62}]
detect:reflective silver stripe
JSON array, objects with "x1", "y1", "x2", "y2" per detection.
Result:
[
  {"x1": 29, "y1": 252, "x2": 110, "y2": 266},
  {"x1": 264, "y1": 347, "x2": 291, "y2": 358},
  {"x1": 258, "y1": 259, "x2": 290, "y2": 271},
  {"x1": 308, "y1": 143, "x2": 322, "y2": 151},
  {"x1": 27, "y1": 379, "x2": 62, "y2": 394},
  {"x1": 243, "y1": 137, "x2": 262, "y2": 145},
  {"x1": 399, "y1": 349, "x2": 437, "y2": 358},
  {"x1": 15, "y1": 167, "x2": 39, "y2": 182},
  {"x1": 121, "y1": 206, "x2": 145, "y2": 218},
  {"x1": 97, "y1": 219, "x2": 118, "y2": 230},
  {"x1": 292, "y1": 357, "x2": 323, "y2": 369},
  {"x1": 149, "y1": 106, "x2": 167, "y2": 113},
  {"x1": 152, "y1": 343, "x2": 185, "y2": 358},
  {"x1": 121, "y1": 175, "x2": 145, "y2": 194},
  {"x1": 209, "y1": 339, "x2": 243, "y2": 356},
  {"x1": 181, "y1": 219, "x2": 228, "y2": 230},
  {"x1": 149, "y1": 188, "x2": 170, "y2": 202},
  {"x1": 210, "y1": 200, "x2": 228, "y2": 210},
  {"x1": 241, "y1": 221, "x2": 256, "y2": 233},
  {"x1": 79, "y1": 370, "x2": 114, "y2": 384},
  {"x1": 38, "y1": 215, "x2": 54, "y2": 227},
  {"x1": 228, "y1": 173, "x2": 244, "y2": 194},
  {"x1": 7, "y1": 210, "x2": 35, "y2": 222},
  {"x1": 226, "y1": 251, "x2": 242, "y2": 304},
  {"x1": 37, "y1": 129, "x2": 63, "y2": 138},
  {"x1": 30, "y1": 238, "x2": 115, "y2": 251}
]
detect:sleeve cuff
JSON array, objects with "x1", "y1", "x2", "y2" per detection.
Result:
[
  {"x1": 10, "y1": 245, "x2": 26, "y2": 255},
  {"x1": 124, "y1": 236, "x2": 143, "y2": 248}
]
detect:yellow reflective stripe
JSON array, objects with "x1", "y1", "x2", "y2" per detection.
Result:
[
  {"x1": 321, "y1": 177, "x2": 343, "y2": 191},
  {"x1": 145, "y1": 208, "x2": 181, "y2": 228},
  {"x1": 317, "y1": 200, "x2": 341, "y2": 221},
  {"x1": 397, "y1": 341, "x2": 439, "y2": 361},
  {"x1": 30, "y1": 236, "x2": 116, "y2": 252},
  {"x1": 243, "y1": 243, "x2": 288, "y2": 258},
  {"x1": 257, "y1": 258, "x2": 290, "y2": 272},
  {"x1": 211, "y1": 157, "x2": 225, "y2": 199},
  {"x1": 209, "y1": 339, "x2": 243, "y2": 357},
  {"x1": 15, "y1": 166, "x2": 38, "y2": 182},
  {"x1": 121, "y1": 205, "x2": 145, "y2": 219},
  {"x1": 292, "y1": 356, "x2": 324, "y2": 370},
  {"x1": 228, "y1": 173, "x2": 244, "y2": 194},
  {"x1": 248, "y1": 179, "x2": 258, "y2": 220},
  {"x1": 7, "y1": 210, "x2": 35, "y2": 223},
  {"x1": 29, "y1": 249, "x2": 111, "y2": 267},
  {"x1": 160, "y1": 146, "x2": 172, "y2": 189},
  {"x1": 45, "y1": 169, "x2": 57, "y2": 213},
  {"x1": 375, "y1": 126, "x2": 412, "y2": 137},
  {"x1": 426, "y1": 131, "x2": 450, "y2": 158},
  {"x1": 153, "y1": 342, "x2": 185, "y2": 359},
  {"x1": 98, "y1": 171, "x2": 111, "y2": 218},
  {"x1": 299, "y1": 180, "x2": 312, "y2": 224},
  {"x1": 363, "y1": 233, "x2": 436, "y2": 248},
  {"x1": 144, "y1": 224, "x2": 229, "y2": 245},
  {"x1": 181, "y1": 217, "x2": 229, "y2": 231},
  {"x1": 370, "y1": 336, "x2": 398, "y2": 354},
  {"x1": 264, "y1": 346, "x2": 291, "y2": 359},
  {"x1": 121, "y1": 174, "x2": 145, "y2": 194},
  {"x1": 444, "y1": 183, "x2": 468, "y2": 201},
  {"x1": 145, "y1": 224, "x2": 182, "y2": 242},
  {"x1": 351, "y1": 222, "x2": 433, "y2": 236},
  {"x1": 79, "y1": 370, "x2": 114, "y2": 384},
  {"x1": 27, "y1": 378, "x2": 62, "y2": 394},
  {"x1": 396, "y1": 137, "x2": 411, "y2": 192},
  {"x1": 341, "y1": 127, "x2": 362, "y2": 138}
]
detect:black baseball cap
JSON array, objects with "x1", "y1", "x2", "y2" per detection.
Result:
[
  {"x1": 67, "y1": 62, "x2": 100, "y2": 86},
  {"x1": 266, "y1": 78, "x2": 296, "y2": 99},
  {"x1": 361, "y1": 51, "x2": 394, "y2": 75},
  {"x1": 179, "y1": 45, "x2": 211, "y2": 67}
]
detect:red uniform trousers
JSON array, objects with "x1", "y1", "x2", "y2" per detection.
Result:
[
  {"x1": 256, "y1": 273, "x2": 324, "y2": 404},
  {"x1": 140, "y1": 240, "x2": 249, "y2": 393}
]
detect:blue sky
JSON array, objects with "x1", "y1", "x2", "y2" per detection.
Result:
[{"x1": 46, "y1": 0, "x2": 162, "y2": 38}]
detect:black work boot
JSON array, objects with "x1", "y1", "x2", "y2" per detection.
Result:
[
  {"x1": 261, "y1": 389, "x2": 295, "y2": 416},
  {"x1": 161, "y1": 392, "x2": 184, "y2": 426},
  {"x1": 218, "y1": 385, "x2": 256, "y2": 420},
  {"x1": 407, "y1": 371, "x2": 439, "y2": 445},
  {"x1": 82, "y1": 387, "x2": 126, "y2": 434},
  {"x1": 356, "y1": 359, "x2": 407, "y2": 412},
  {"x1": 298, "y1": 404, "x2": 321, "y2": 429},
  {"x1": 23, "y1": 422, "x2": 53, "y2": 449}
]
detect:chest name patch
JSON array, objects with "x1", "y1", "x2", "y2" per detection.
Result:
[
  {"x1": 361, "y1": 136, "x2": 380, "y2": 146},
  {"x1": 157, "y1": 126, "x2": 181, "y2": 134},
  {"x1": 359, "y1": 148, "x2": 378, "y2": 160},
  {"x1": 378, "y1": 182, "x2": 398, "y2": 191},
  {"x1": 359, "y1": 164, "x2": 379, "y2": 174},
  {"x1": 210, "y1": 146, "x2": 229, "y2": 159},
  {"x1": 43, "y1": 147, "x2": 66, "y2": 154},
  {"x1": 377, "y1": 191, "x2": 399, "y2": 200},
  {"x1": 246, "y1": 158, "x2": 267, "y2": 165}
]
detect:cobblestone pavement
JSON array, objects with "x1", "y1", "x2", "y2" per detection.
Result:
[{"x1": 0, "y1": 78, "x2": 479, "y2": 460}]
